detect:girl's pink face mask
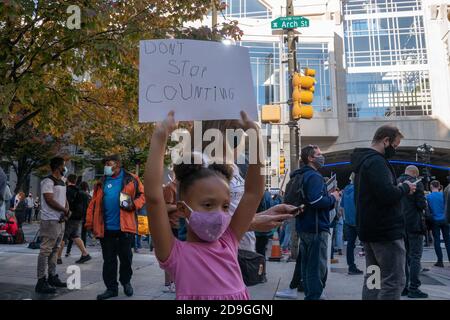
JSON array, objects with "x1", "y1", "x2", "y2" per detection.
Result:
[{"x1": 181, "y1": 202, "x2": 232, "y2": 242}]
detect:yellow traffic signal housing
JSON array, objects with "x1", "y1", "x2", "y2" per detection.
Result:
[
  {"x1": 291, "y1": 69, "x2": 316, "y2": 120},
  {"x1": 304, "y1": 68, "x2": 316, "y2": 77},
  {"x1": 279, "y1": 155, "x2": 286, "y2": 175},
  {"x1": 261, "y1": 105, "x2": 281, "y2": 123}
]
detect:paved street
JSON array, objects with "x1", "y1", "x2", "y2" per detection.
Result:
[{"x1": 1, "y1": 223, "x2": 450, "y2": 300}]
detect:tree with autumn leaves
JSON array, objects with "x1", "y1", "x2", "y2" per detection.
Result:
[{"x1": 0, "y1": 0, "x2": 242, "y2": 191}]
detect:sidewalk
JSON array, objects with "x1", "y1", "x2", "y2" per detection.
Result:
[{"x1": 1, "y1": 223, "x2": 450, "y2": 300}]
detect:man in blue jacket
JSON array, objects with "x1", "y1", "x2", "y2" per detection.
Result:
[{"x1": 293, "y1": 145, "x2": 340, "y2": 300}]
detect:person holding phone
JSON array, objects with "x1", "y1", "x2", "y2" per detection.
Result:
[
  {"x1": 85, "y1": 154, "x2": 146, "y2": 300},
  {"x1": 397, "y1": 165, "x2": 428, "y2": 299}
]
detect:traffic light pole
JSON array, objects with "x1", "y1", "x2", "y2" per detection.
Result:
[
  {"x1": 286, "y1": 0, "x2": 299, "y2": 172},
  {"x1": 286, "y1": 0, "x2": 300, "y2": 260}
]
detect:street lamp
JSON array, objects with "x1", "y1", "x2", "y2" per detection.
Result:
[{"x1": 416, "y1": 143, "x2": 434, "y2": 190}]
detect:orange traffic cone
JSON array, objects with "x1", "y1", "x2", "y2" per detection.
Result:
[{"x1": 268, "y1": 230, "x2": 282, "y2": 262}]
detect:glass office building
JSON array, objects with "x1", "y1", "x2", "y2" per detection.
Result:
[{"x1": 343, "y1": 0, "x2": 432, "y2": 118}]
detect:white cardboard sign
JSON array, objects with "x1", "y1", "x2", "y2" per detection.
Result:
[{"x1": 139, "y1": 39, "x2": 257, "y2": 122}]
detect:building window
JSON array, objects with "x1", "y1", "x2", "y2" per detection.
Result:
[
  {"x1": 223, "y1": 0, "x2": 271, "y2": 19},
  {"x1": 346, "y1": 70, "x2": 431, "y2": 118},
  {"x1": 344, "y1": 15, "x2": 427, "y2": 67},
  {"x1": 295, "y1": 43, "x2": 332, "y2": 112},
  {"x1": 343, "y1": 0, "x2": 422, "y2": 15},
  {"x1": 240, "y1": 41, "x2": 281, "y2": 111}
]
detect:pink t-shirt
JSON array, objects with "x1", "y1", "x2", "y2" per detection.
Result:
[{"x1": 159, "y1": 228, "x2": 250, "y2": 300}]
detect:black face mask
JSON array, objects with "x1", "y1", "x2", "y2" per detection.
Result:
[{"x1": 384, "y1": 144, "x2": 396, "y2": 159}]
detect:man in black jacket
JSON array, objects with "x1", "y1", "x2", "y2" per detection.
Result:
[
  {"x1": 397, "y1": 165, "x2": 428, "y2": 299},
  {"x1": 351, "y1": 125, "x2": 416, "y2": 300}
]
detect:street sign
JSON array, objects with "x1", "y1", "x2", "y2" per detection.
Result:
[{"x1": 271, "y1": 16, "x2": 309, "y2": 29}]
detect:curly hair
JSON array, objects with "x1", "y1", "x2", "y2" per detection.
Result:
[{"x1": 173, "y1": 162, "x2": 233, "y2": 196}]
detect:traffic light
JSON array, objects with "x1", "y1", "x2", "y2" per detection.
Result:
[
  {"x1": 291, "y1": 68, "x2": 316, "y2": 120},
  {"x1": 279, "y1": 155, "x2": 286, "y2": 175}
]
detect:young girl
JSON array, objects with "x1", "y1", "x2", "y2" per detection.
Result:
[{"x1": 144, "y1": 110, "x2": 264, "y2": 300}]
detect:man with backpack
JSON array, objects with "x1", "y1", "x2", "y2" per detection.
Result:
[
  {"x1": 35, "y1": 157, "x2": 69, "y2": 294},
  {"x1": 57, "y1": 174, "x2": 91, "y2": 265},
  {"x1": 282, "y1": 145, "x2": 340, "y2": 300}
]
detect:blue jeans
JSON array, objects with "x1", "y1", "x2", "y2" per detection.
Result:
[
  {"x1": 300, "y1": 231, "x2": 329, "y2": 300},
  {"x1": 281, "y1": 220, "x2": 292, "y2": 250},
  {"x1": 335, "y1": 218, "x2": 344, "y2": 250},
  {"x1": 431, "y1": 221, "x2": 450, "y2": 262},
  {"x1": 344, "y1": 224, "x2": 358, "y2": 270}
]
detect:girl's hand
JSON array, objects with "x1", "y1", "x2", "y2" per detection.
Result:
[
  {"x1": 155, "y1": 111, "x2": 177, "y2": 137},
  {"x1": 238, "y1": 110, "x2": 259, "y2": 131}
]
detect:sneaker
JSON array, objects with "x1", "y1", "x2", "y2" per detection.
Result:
[
  {"x1": 275, "y1": 288, "x2": 297, "y2": 299},
  {"x1": 282, "y1": 249, "x2": 290, "y2": 255},
  {"x1": 330, "y1": 258, "x2": 339, "y2": 264},
  {"x1": 123, "y1": 283, "x2": 134, "y2": 297},
  {"x1": 169, "y1": 282, "x2": 176, "y2": 293},
  {"x1": 408, "y1": 289, "x2": 429, "y2": 299},
  {"x1": 348, "y1": 267, "x2": 364, "y2": 275},
  {"x1": 434, "y1": 261, "x2": 444, "y2": 268},
  {"x1": 35, "y1": 277, "x2": 56, "y2": 294},
  {"x1": 65, "y1": 252, "x2": 71, "y2": 257},
  {"x1": 97, "y1": 289, "x2": 118, "y2": 300},
  {"x1": 57, "y1": 258, "x2": 62, "y2": 265},
  {"x1": 48, "y1": 274, "x2": 67, "y2": 288},
  {"x1": 358, "y1": 251, "x2": 365, "y2": 257},
  {"x1": 75, "y1": 254, "x2": 92, "y2": 264},
  {"x1": 163, "y1": 282, "x2": 175, "y2": 293},
  {"x1": 401, "y1": 288, "x2": 409, "y2": 296}
]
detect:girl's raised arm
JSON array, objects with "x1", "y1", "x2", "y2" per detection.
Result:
[
  {"x1": 230, "y1": 111, "x2": 265, "y2": 240},
  {"x1": 144, "y1": 111, "x2": 177, "y2": 262}
]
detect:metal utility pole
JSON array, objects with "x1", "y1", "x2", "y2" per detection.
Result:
[
  {"x1": 286, "y1": 0, "x2": 300, "y2": 260},
  {"x1": 211, "y1": 0, "x2": 218, "y2": 30},
  {"x1": 286, "y1": 0, "x2": 299, "y2": 173}
]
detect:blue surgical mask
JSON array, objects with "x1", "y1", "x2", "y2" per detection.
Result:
[{"x1": 104, "y1": 166, "x2": 113, "y2": 176}]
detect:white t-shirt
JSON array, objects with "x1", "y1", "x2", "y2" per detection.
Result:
[
  {"x1": 229, "y1": 165, "x2": 256, "y2": 252},
  {"x1": 26, "y1": 196, "x2": 34, "y2": 208},
  {"x1": 40, "y1": 176, "x2": 67, "y2": 221}
]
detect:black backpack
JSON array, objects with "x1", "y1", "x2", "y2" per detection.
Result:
[
  {"x1": 237, "y1": 249, "x2": 266, "y2": 286},
  {"x1": 67, "y1": 186, "x2": 84, "y2": 220},
  {"x1": 283, "y1": 173, "x2": 306, "y2": 207}
]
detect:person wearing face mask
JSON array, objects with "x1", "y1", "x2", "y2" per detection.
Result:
[
  {"x1": 85, "y1": 154, "x2": 146, "y2": 300},
  {"x1": 35, "y1": 157, "x2": 69, "y2": 294},
  {"x1": 284, "y1": 145, "x2": 341, "y2": 300},
  {"x1": 351, "y1": 125, "x2": 417, "y2": 300},
  {"x1": 144, "y1": 111, "x2": 265, "y2": 300}
]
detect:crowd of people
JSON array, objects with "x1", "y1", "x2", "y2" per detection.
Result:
[{"x1": 0, "y1": 114, "x2": 449, "y2": 301}]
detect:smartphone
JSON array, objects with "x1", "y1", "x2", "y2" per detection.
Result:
[{"x1": 290, "y1": 204, "x2": 305, "y2": 216}]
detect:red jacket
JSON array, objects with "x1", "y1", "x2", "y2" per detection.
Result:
[
  {"x1": 0, "y1": 217, "x2": 18, "y2": 236},
  {"x1": 85, "y1": 171, "x2": 145, "y2": 238}
]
